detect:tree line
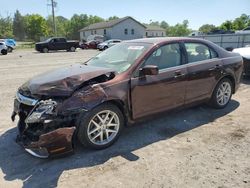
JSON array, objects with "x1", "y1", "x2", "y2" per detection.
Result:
[
  {"x1": 147, "y1": 14, "x2": 250, "y2": 35},
  {"x1": 0, "y1": 10, "x2": 106, "y2": 41},
  {"x1": 199, "y1": 14, "x2": 250, "y2": 34},
  {"x1": 0, "y1": 10, "x2": 249, "y2": 42}
]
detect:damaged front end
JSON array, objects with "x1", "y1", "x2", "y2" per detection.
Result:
[
  {"x1": 11, "y1": 64, "x2": 117, "y2": 158},
  {"x1": 12, "y1": 93, "x2": 78, "y2": 158}
]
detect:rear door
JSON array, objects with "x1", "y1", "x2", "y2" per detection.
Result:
[
  {"x1": 57, "y1": 38, "x2": 67, "y2": 50},
  {"x1": 183, "y1": 42, "x2": 222, "y2": 104},
  {"x1": 130, "y1": 43, "x2": 187, "y2": 119}
]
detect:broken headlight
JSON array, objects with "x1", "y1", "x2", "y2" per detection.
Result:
[{"x1": 25, "y1": 99, "x2": 57, "y2": 124}]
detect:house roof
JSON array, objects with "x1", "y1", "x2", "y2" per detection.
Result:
[
  {"x1": 79, "y1": 16, "x2": 146, "y2": 31},
  {"x1": 145, "y1": 25, "x2": 165, "y2": 31}
]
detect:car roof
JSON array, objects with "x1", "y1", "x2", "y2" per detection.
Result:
[{"x1": 124, "y1": 37, "x2": 207, "y2": 45}]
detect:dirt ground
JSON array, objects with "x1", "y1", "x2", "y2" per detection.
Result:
[{"x1": 0, "y1": 49, "x2": 249, "y2": 188}]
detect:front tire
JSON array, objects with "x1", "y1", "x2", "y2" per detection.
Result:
[
  {"x1": 77, "y1": 103, "x2": 124, "y2": 149},
  {"x1": 42, "y1": 47, "x2": 49, "y2": 53},
  {"x1": 210, "y1": 78, "x2": 233, "y2": 109},
  {"x1": 1, "y1": 49, "x2": 8, "y2": 55}
]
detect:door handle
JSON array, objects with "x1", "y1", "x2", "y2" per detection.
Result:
[
  {"x1": 174, "y1": 70, "x2": 185, "y2": 78},
  {"x1": 209, "y1": 64, "x2": 222, "y2": 71}
]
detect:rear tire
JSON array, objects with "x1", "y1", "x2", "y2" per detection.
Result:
[
  {"x1": 77, "y1": 103, "x2": 124, "y2": 150},
  {"x1": 7, "y1": 47, "x2": 13, "y2": 52},
  {"x1": 70, "y1": 46, "x2": 76, "y2": 52},
  {"x1": 103, "y1": 46, "x2": 108, "y2": 50},
  {"x1": 210, "y1": 78, "x2": 233, "y2": 109}
]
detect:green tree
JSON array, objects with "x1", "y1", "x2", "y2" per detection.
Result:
[
  {"x1": 220, "y1": 20, "x2": 233, "y2": 31},
  {"x1": 108, "y1": 16, "x2": 119, "y2": 21},
  {"x1": 160, "y1": 21, "x2": 169, "y2": 29},
  {"x1": 199, "y1": 24, "x2": 216, "y2": 34},
  {"x1": 88, "y1": 15, "x2": 104, "y2": 25},
  {"x1": 0, "y1": 15, "x2": 13, "y2": 38},
  {"x1": 167, "y1": 20, "x2": 191, "y2": 36},
  {"x1": 149, "y1": 21, "x2": 160, "y2": 26},
  {"x1": 56, "y1": 16, "x2": 69, "y2": 37},
  {"x1": 47, "y1": 15, "x2": 69, "y2": 37},
  {"x1": 13, "y1": 10, "x2": 25, "y2": 40},
  {"x1": 232, "y1": 14, "x2": 249, "y2": 30},
  {"x1": 66, "y1": 14, "x2": 104, "y2": 39},
  {"x1": 24, "y1": 14, "x2": 49, "y2": 41},
  {"x1": 65, "y1": 14, "x2": 89, "y2": 39}
]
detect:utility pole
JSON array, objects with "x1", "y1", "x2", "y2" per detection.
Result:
[{"x1": 51, "y1": 0, "x2": 57, "y2": 36}]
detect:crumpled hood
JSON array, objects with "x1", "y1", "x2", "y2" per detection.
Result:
[{"x1": 19, "y1": 64, "x2": 115, "y2": 97}]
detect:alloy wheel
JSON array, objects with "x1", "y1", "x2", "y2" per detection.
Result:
[
  {"x1": 216, "y1": 82, "x2": 232, "y2": 106},
  {"x1": 87, "y1": 110, "x2": 120, "y2": 145}
]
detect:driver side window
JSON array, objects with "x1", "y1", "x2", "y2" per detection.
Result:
[{"x1": 144, "y1": 43, "x2": 182, "y2": 70}]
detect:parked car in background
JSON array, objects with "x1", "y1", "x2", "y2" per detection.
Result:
[
  {"x1": 35, "y1": 37, "x2": 79, "y2": 53},
  {"x1": 236, "y1": 26, "x2": 250, "y2": 34},
  {"x1": 0, "y1": 42, "x2": 8, "y2": 55},
  {"x1": 5, "y1": 38, "x2": 16, "y2": 52},
  {"x1": 86, "y1": 35, "x2": 104, "y2": 42},
  {"x1": 208, "y1": 29, "x2": 235, "y2": 35},
  {"x1": 12, "y1": 37, "x2": 243, "y2": 158},
  {"x1": 233, "y1": 46, "x2": 250, "y2": 76},
  {"x1": 189, "y1": 31, "x2": 203, "y2": 36},
  {"x1": 80, "y1": 40, "x2": 101, "y2": 49},
  {"x1": 97, "y1": 39, "x2": 122, "y2": 50},
  {"x1": 0, "y1": 38, "x2": 16, "y2": 52}
]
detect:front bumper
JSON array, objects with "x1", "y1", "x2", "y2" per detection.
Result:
[
  {"x1": 12, "y1": 95, "x2": 77, "y2": 158},
  {"x1": 16, "y1": 126, "x2": 76, "y2": 158}
]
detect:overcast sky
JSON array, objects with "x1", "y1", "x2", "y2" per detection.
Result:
[{"x1": 1, "y1": 0, "x2": 250, "y2": 29}]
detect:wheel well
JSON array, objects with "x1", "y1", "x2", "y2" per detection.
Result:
[
  {"x1": 221, "y1": 75, "x2": 236, "y2": 93},
  {"x1": 102, "y1": 100, "x2": 128, "y2": 125}
]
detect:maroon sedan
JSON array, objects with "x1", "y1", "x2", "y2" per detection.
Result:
[
  {"x1": 80, "y1": 40, "x2": 101, "y2": 49},
  {"x1": 12, "y1": 37, "x2": 243, "y2": 158}
]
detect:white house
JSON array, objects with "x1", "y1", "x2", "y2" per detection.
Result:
[
  {"x1": 79, "y1": 16, "x2": 146, "y2": 41},
  {"x1": 79, "y1": 16, "x2": 166, "y2": 41},
  {"x1": 145, "y1": 25, "x2": 166, "y2": 37}
]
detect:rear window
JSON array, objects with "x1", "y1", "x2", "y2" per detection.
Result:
[{"x1": 185, "y1": 43, "x2": 218, "y2": 63}]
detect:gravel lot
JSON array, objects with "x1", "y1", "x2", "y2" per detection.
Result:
[{"x1": 0, "y1": 49, "x2": 249, "y2": 188}]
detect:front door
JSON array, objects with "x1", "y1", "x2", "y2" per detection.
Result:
[
  {"x1": 49, "y1": 39, "x2": 57, "y2": 50},
  {"x1": 130, "y1": 43, "x2": 187, "y2": 119}
]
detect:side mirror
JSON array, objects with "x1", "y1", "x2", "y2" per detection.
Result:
[{"x1": 139, "y1": 65, "x2": 159, "y2": 76}]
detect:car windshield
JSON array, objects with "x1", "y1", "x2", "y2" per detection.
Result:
[
  {"x1": 86, "y1": 42, "x2": 152, "y2": 73},
  {"x1": 45, "y1": 38, "x2": 53, "y2": 42}
]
